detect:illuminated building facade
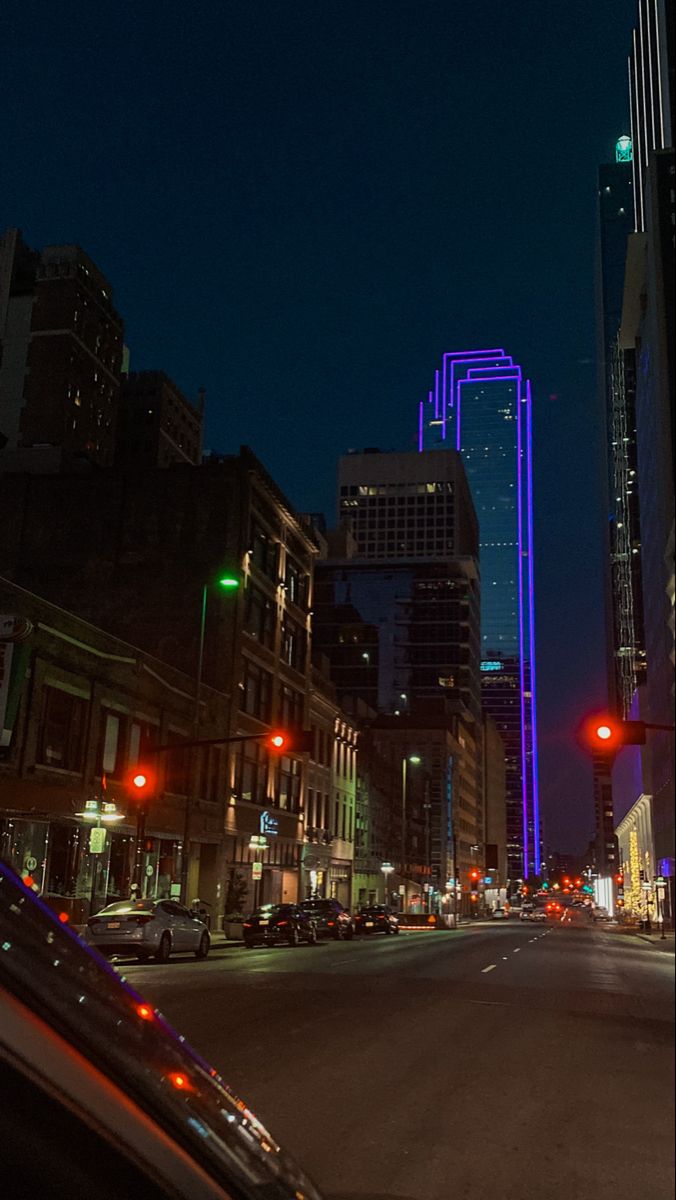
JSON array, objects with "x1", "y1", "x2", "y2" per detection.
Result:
[{"x1": 418, "y1": 349, "x2": 540, "y2": 880}]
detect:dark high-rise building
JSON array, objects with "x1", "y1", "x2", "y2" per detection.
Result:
[
  {"x1": 615, "y1": 0, "x2": 675, "y2": 916},
  {"x1": 319, "y1": 448, "x2": 481, "y2": 722},
  {"x1": 116, "y1": 371, "x2": 204, "y2": 469},
  {"x1": 419, "y1": 349, "x2": 540, "y2": 881},
  {"x1": 0, "y1": 229, "x2": 124, "y2": 472},
  {"x1": 596, "y1": 137, "x2": 646, "y2": 718}
]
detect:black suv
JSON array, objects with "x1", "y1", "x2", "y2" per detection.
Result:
[
  {"x1": 354, "y1": 905, "x2": 400, "y2": 936},
  {"x1": 243, "y1": 903, "x2": 318, "y2": 948},
  {"x1": 299, "y1": 898, "x2": 355, "y2": 940}
]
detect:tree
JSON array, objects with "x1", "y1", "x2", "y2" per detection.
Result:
[{"x1": 224, "y1": 868, "x2": 248, "y2": 919}]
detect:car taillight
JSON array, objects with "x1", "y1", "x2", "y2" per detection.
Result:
[
  {"x1": 327, "y1": 920, "x2": 335, "y2": 927},
  {"x1": 276, "y1": 920, "x2": 288, "y2": 926},
  {"x1": 243, "y1": 921, "x2": 252, "y2": 927},
  {"x1": 131, "y1": 915, "x2": 154, "y2": 925}
]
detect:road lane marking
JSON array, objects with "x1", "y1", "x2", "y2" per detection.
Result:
[
  {"x1": 513, "y1": 948, "x2": 521, "y2": 952},
  {"x1": 482, "y1": 964, "x2": 497, "y2": 973},
  {"x1": 502, "y1": 955, "x2": 509, "y2": 960}
]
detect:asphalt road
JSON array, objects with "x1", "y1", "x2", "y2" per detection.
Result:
[{"x1": 118, "y1": 922, "x2": 675, "y2": 1200}]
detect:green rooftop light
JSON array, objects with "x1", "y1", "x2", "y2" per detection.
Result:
[{"x1": 615, "y1": 134, "x2": 632, "y2": 163}]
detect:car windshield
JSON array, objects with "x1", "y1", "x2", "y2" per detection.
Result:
[
  {"x1": 0, "y1": 862, "x2": 320, "y2": 1199},
  {"x1": 254, "y1": 905, "x2": 293, "y2": 916}
]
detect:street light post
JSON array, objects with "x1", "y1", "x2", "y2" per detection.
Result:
[
  {"x1": 180, "y1": 572, "x2": 240, "y2": 905},
  {"x1": 381, "y1": 861, "x2": 394, "y2": 905}
]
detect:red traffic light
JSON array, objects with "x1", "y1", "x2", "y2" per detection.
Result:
[
  {"x1": 614, "y1": 873, "x2": 624, "y2": 886},
  {"x1": 266, "y1": 729, "x2": 314, "y2": 755},
  {"x1": 127, "y1": 767, "x2": 155, "y2": 796},
  {"x1": 580, "y1": 714, "x2": 647, "y2": 752},
  {"x1": 469, "y1": 868, "x2": 480, "y2": 882}
]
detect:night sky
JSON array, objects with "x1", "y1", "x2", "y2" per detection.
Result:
[{"x1": 2, "y1": 0, "x2": 637, "y2": 853}]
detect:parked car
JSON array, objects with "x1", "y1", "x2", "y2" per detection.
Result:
[
  {"x1": 243, "y1": 903, "x2": 318, "y2": 948},
  {"x1": 592, "y1": 906, "x2": 610, "y2": 922},
  {"x1": 519, "y1": 908, "x2": 534, "y2": 921},
  {"x1": 532, "y1": 909, "x2": 548, "y2": 922},
  {"x1": 492, "y1": 907, "x2": 509, "y2": 919},
  {"x1": 83, "y1": 898, "x2": 210, "y2": 962},
  {"x1": 299, "y1": 898, "x2": 355, "y2": 940},
  {"x1": 354, "y1": 905, "x2": 400, "y2": 935},
  {"x1": 0, "y1": 860, "x2": 323, "y2": 1200}
]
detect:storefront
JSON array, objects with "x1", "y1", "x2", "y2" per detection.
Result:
[{"x1": 0, "y1": 813, "x2": 181, "y2": 921}]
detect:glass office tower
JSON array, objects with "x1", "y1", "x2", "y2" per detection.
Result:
[{"x1": 419, "y1": 349, "x2": 540, "y2": 879}]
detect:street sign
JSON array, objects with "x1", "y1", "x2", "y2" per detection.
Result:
[
  {"x1": 145, "y1": 864, "x2": 154, "y2": 877},
  {"x1": 641, "y1": 881, "x2": 652, "y2": 891},
  {"x1": 252, "y1": 862, "x2": 263, "y2": 881},
  {"x1": 398, "y1": 885, "x2": 405, "y2": 895},
  {"x1": 89, "y1": 827, "x2": 106, "y2": 854},
  {"x1": 249, "y1": 834, "x2": 268, "y2": 850},
  {"x1": 260, "y1": 811, "x2": 279, "y2": 837},
  {"x1": 24, "y1": 855, "x2": 37, "y2": 873}
]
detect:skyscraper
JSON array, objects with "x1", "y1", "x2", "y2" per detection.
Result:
[
  {"x1": 0, "y1": 229, "x2": 124, "y2": 473},
  {"x1": 418, "y1": 349, "x2": 539, "y2": 880},
  {"x1": 596, "y1": 136, "x2": 646, "y2": 719}
]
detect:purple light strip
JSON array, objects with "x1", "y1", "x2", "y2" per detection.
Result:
[
  {"x1": 516, "y1": 386, "x2": 529, "y2": 877},
  {"x1": 434, "y1": 371, "x2": 440, "y2": 418},
  {"x1": 455, "y1": 373, "x2": 521, "y2": 451},
  {"x1": 441, "y1": 358, "x2": 448, "y2": 440},
  {"x1": 526, "y1": 378, "x2": 540, "y2": 869},
  {"x1": 418, "y1": 401, "x2": 424, "y2": 452}
]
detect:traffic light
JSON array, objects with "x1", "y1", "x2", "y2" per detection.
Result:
[
  {"x1": 580, "y1": 714, "x2": 647, "y2": 753},
  {"x1": 469, "y1": 868, "x2": 480, "y2": 883},
  {"x1": 127, "y1": 767, "x2": 155, "y2": 798},
  {"x1": 614, "y1": 873, "x2": 624, "y2": 886},
  {"x1": 265, "y1": 729, "x2": 314, "y2": 755}
]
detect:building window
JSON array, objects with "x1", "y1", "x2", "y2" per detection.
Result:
[
  {"x1": 250, "y1": 521, "x2": 278, "y2": 580},
  {"x1": 235, "y1": 741, "x2": 269, "y2": 805},
  {"x1": 279, "y1": 684, "x2": 304, "y2": 730},
  {"x1": 244, "y1": 584, "x2": 276, "y2": 649},
  {"x1": 277, "y1": 756, "x2": 301, "y2": 811},
  {"x1": 285, "y1": 557, "x2": 309, "y2": 608},
  {"x1": 281, "y1": 615, "x2": 306, "y2": 672},
  {"x1": 241, "y1": 659, "x2": 273, "y2": 723},
  {"x1": 37, "y1": 685, "x2": 87, "y2": 772},
  {"x1": 96, "y1": 708, "x2": 128, "y2": 779}
]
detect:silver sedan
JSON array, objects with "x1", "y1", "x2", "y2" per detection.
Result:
[{"x1": 83, "y1": 898, "x2": 210, "y2": 962}]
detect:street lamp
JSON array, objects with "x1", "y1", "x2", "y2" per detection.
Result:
[
  {"x1": 401, "y1": 754, "x2": 421, "y2": 912},
  {"x1": 180, "y1": 571, "x2": 240, "y2": 903},
  {"x1": 75, "y1": 799, "x2": 126, "y2": 917},
  {"x1": 381, "y1": 861, "x2": 394, "y2": 905}
]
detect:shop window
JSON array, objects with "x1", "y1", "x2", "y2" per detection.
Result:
[{"x1": 37, "y1": 685, "x2": 87, "y2": 772}]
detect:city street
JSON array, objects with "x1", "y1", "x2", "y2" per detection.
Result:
[{"x1": 119, "y1": 923, "x2": 675, "y2": 1200}]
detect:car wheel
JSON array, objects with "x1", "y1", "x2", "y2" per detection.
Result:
[
  {"x1": 334, "y1": 926, "x2": 345, "y2": 941},
  {"x1": 288, "y1": 927, "x2": 300, "y2": 947},
  {"x1": 345, "y1": 926, "x2": 354, "y2": 940},
  {"x1": 195, "y1": 932, "x2": 210, "y2": 960},
  {"x1": 384, "y1": 924, "x2": 391, "y2": 934},
  {"x1": 155, "y1": 933, "x2": 171, "y2": 963}
]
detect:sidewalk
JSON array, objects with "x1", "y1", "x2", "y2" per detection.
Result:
[{"x1": 612, "y1": 925, "x2": 675, "y2": 952}]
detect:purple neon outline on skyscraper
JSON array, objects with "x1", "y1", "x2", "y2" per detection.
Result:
[
  {"x1": 516, "y1": 384, "x2": 530, "y2": 875},
  {"x1": 418, "y1": 401, "x2": 424, "y2": 453},
  {"x1": 418, "y1": 347, "x2": 538, "y2": 878},
  {"x1": 456, "y1": 372, "x2": 521, "y2": 453},
  {"x1": 525, "y1": 379, "x2": 541, "y2": 871},
  {"x1": 434, "y1": 370, "x2": 440, "y2": 418}
]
